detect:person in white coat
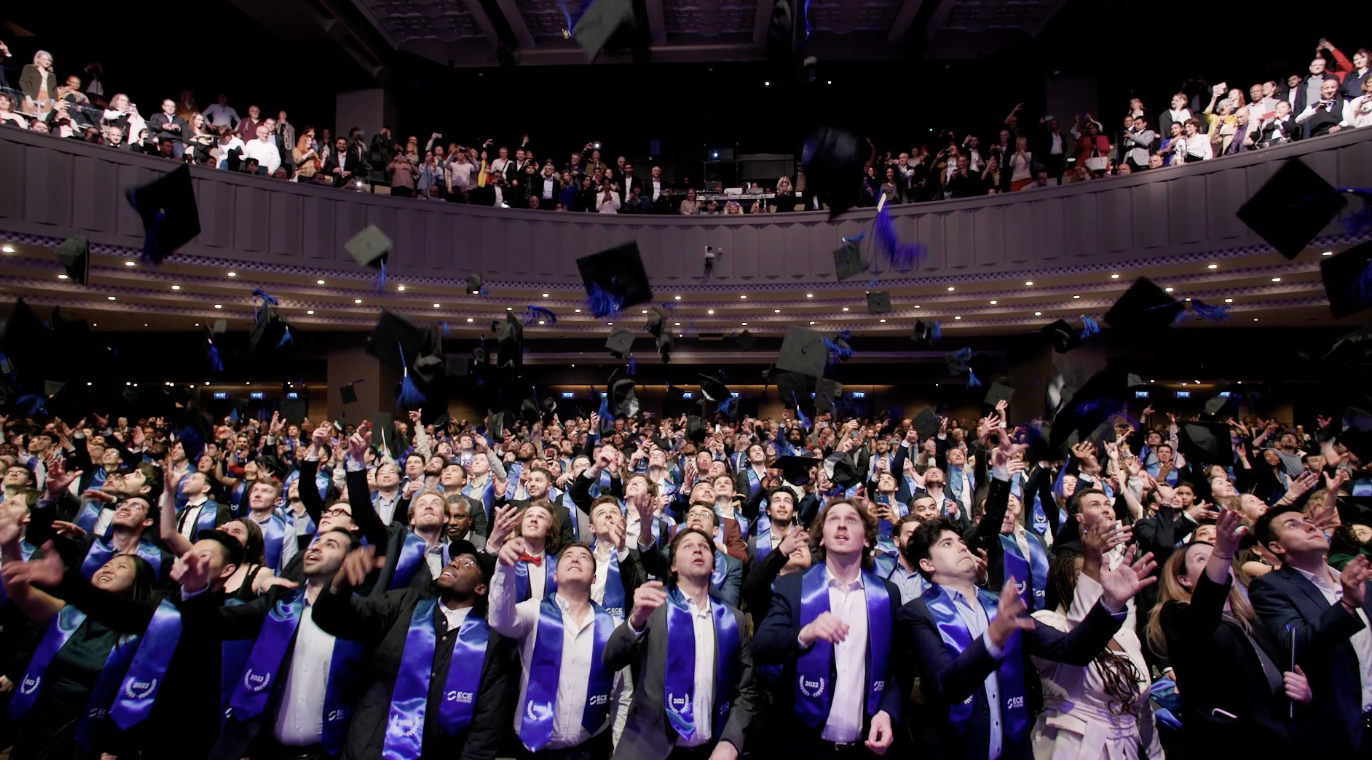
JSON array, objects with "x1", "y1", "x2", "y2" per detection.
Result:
[{"x1": 1030, "y1": 521, "x2": 1162, "y2": 760}]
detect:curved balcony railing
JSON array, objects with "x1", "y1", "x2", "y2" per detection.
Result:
[{"x1": 2, "y1": 127, "x2": 1371, "y2": 292}]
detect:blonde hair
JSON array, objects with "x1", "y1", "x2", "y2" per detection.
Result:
[{"x1": 1145, "y1": 542, "x2": 1254, "y2": 654}]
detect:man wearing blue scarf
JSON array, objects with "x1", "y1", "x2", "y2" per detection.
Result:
[
  {"x1": 490, "y1": 538, "x2": 623, "y2": 758},
  {"x1": 752, "y1": 498, "x2": 902, "y2": 758},
  {"x1": 606, "y1": 526, "x2": 758, "y2": 759},
  {"x1": 966, "y1": 456, "x2": 1051, "y2": 613},
  {"x1": 313, "y1": 538, "x2": 519, "y2": 760},
  {"x1": 586, "y1": 496, "x2": 645, "y2": 620},
  {"x1": 898, "y1": 492, "x2": 1156, "y2": 760},
  {"x1": 638, "y1": 501, "x2": 743, "y2": 607}
]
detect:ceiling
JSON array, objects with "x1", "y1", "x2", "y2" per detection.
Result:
[{"x1": 0, "y1": 235, "x2": 1354, "y2": 341}]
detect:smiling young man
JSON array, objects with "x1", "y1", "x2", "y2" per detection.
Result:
[
  {"x1": 312, "y1": 538, "x2": 518, "y2": 760},
  {"x1": 752, "y1": 498, "x2": 903, "y2": 758},
  {"x1": 29, "y1": 463, "x2": 171, "y2": 583},
  {"x1": 605, "y1": 526, "x2": 758, "y2": 759}
]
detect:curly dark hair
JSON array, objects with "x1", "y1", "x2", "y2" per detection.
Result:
[{"x1": 1045, "y1": 552, "x2": 1144, "y2": 715}]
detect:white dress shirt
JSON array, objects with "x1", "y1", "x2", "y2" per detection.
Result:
[
  {"x1": 591, "y1": 543, "x2": 631, "y2": 613},
  {"x1": 92, "y1": 505, "x2": 115, "y2": 538},
  {"x1": 440, "y1": 602, "x2": 473, "y2": 631},
  {"x1": 819, "y1": 568, "x2": 869, "y2": 743},
  {"x1": 489, "y1": 567, "x2": 624, "y2": 749},
  {"x1": 543, "y1": 176, "x2": 556, "y2": 200},
  {"x1": 651, "y1": 178, "x2": 663, "y2": 201},
  {"x1": 242, "y1": 137, "x2": 282, "y2": 176},
  {"x1": 424, "y1": 539, "x2": 447, "y2": 580},
  {"x1": 202, "y1": 103, "x2": 240, "y2": 130},
  {"x1": 178, "y1": 497, "x2": 211, "y2": 540},
  {"x1": 1292, "y1": 564, "x2": 1372, "y2": 711},
  {"x1": 374, "y1": 491, "x2": 402, "y2": 526},
  {"x1": 273, "y1": 603, "x2": 336, "y2": 746},
  {"x1": 632, "y1": 593, "x2": 716, "y2": 746}
]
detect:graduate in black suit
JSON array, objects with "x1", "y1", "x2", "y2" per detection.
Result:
[
  {"x1": 752, "y1": 498, "x2": 903, "y2": 759},
  {"x1": 340, "y1": 424, "x2": 437, "y2": 596},
  {"x1": 314, "y1": 538, "x2": 520, "y2": 760}
]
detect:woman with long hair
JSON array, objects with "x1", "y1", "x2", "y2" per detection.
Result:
[
  {"x1": 1149, "y1": 508, "x2": 1312, "y2": 757},
  {"x1": 185, "y1": 113, "x2": 216, "y2": 163},
  {"x1": 1031, "y1": 521, "x2": 1160, "y2": 759},
  {"x1": 292, "y1": 128, "x2": 321, "y2": 179},
  {"x1": 0, "y1": 92, "x2": 30, "y2": 129},
  {"x1": 678, "y1": 187, "x2": 699, "y2": 215},
  {"x1": 2, "y1": 536, "x2": 156, "y2": 760}
]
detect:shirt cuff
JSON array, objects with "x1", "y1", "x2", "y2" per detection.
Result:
[
  {"x1": 983, "y1": 632, "x2": 1004, "y2": 659},
  {"x1": 1099, "y1": 600, "x2": 1128, "y2": 621}
]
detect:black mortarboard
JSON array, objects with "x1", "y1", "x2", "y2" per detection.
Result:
[
  {"x1": 345, "y1": 225, "x2": 391, "y2": 272},
  {"x1": 366, "y1": 310, "x2": 427, "y2": 371},
  {"x1": 577, "y1": 243, "x2": 653, "y2": 317},
  {"x1": 569, "y1": 0, "x2": 635, "y2": 62},
  {"x1": 126, "y1": 163, "x2": 200, "y2": 264},
  {"x1": 776, "y1": 325, "x2": 828, "y2": 378},
  {"x1": 413, "y1": 353, "x2": 444, "y2": 385},
  {"x1": 911, "y1": 319, "x2": 940, "y2": 346},
  {"x1": 911, "y1": 406, "x2": 940, "y2": 438},
  {"x1": 686, "y1": 416, "x2": 708, "y2": 444},
  {"x1": 830, "y1": 451, "x2": 865, "y2": 488},
  {"x1": 446, "y1": 356, "x2": 470, "y2": 378},
  {"x1": 541, "y1": 397, "x2": 557, "y2": 416},
  {"x1": 339, "y1": 382, "x2": 358, "y2": 405},
  {"x1": 466, "y1": 273, "x2": 484, "y2": 295},
  {"x1": 699, "y1": 374, "x2": 729, "y2": 402},
  {"x1": 736, "y1": 330, "x2": 757, "y2": 351},
  {"x1": 0, "y1": 299, "x2": 47, "y2": 371},
  {"x1": 773, "y1": 455, "x2": 815, "y2": 485},
  {"x1": 815, "y1": 378, "x2": 842, "y2": 414},
  {"x1": 55, "y1": 236, "x2": 90, "y2": 285},
  {"x1": 656, "y1": 332, "x2": 673, "y2": 364},
  {"x1": 1104, "y1": 277, "x2": 1183, "y2": 334},
  {"x1": 645, "y1": 307, "x2": 664, "y2": 338},
  {"x1": 775, "y1": 370, "x2": 813, "y2": 408},
  {"x1": 984, "y1": 382, "x2": 1015, "y2": 408},
  {"x1": 944, "y1": 348, "x2": 973, "y2": 376},
  {"x1": 371, "y1": 412, "x2": 394, "y2": 452},
  {"x1": 833, "y1": 241, "x2": 866, "y2": 281},
  {"x1": 801, "y1": 126, "x2": 867, "y2": 219},
  {"x1": 493, "y1": 312, "x2": 523, "y2": 371},
  {"x1": 1236, "y1": 158, "x2": 1344, "y2": 260},
  {"x1": 1041, "y1": 319, "x2": 1082, "y2": 353},
  {"x1": 1202, "y1": 391, "x2": 1240, "y2": 418},
  {"x1": 249, "y1": 303, "x2": 292, "y2": 355},
  {"x1": 1320, "y1": 241, "x2": 1372, "y2": 319},
  {"x1": 1047, "y1": 363, "x2": 1133, "y2": 454},
  {"x1": 281, "y1": 398, "x2": 307, "y2": 425},
  {"x1": 210, "y1": 319, "x2": 228, "y2": 334},
  {"x1": 1178, "y1": 421, "x2": 1235, "y2": 467},
  {"x1": 610, "y1": 377, "x2": 639, "y2": 417},
  {"x1": 487, "y1": 410, "x2": 510, "y2": 439},
  {"x1": 866, "y1": 291, "x2": 891, "y2": 314},
  {"x1": 606, "y1": 328, "x2": 635, "y2": 358}
]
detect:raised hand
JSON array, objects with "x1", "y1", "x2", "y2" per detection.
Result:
[
  {"x1": 50, "y1": 521, "x2": 87, "y2": 540},
  {"x1": 628, "y1": 579, "x2": 667, "y2": 629},
  {"x1": 1099, "y1": 546, "x2": 1157, "y2": 612},
  {"x1": 799, "y1": 611, "x2": 850, "y2": 646},
  {"x1": 3, "y1": 542, "x2": 65, "y2": 587},
  {"x1": 987, "y1": 578, "x2": 1035, "y2": 647},
  {"x1": 497, "y1": 536, "x2": 527, "y2": 568},
  {"x1": 488, "y1": 505, "x2": 518, "y2": 543},
  {"x1": 44, "y1": 457, "x2": 82, "y2": 498},
  {"x1": 171, "y1": 549, "x2": 212, "y2": 592},
  {"x1": 333, "y1": 545, "x2": 383, "y2": 589},
  {"x1": 1212, "y1": 506, "x2": 1246, "y2": 559},
  {"x1": 1340, "y1": 554, "x2": 1371, "y2": 610}
]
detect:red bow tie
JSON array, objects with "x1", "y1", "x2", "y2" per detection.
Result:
[{"x1": 519, "y1": 553, "x2": 543, "y2": 566}]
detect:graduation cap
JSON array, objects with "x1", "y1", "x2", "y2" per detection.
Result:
[
  {"x1": 830, "y1": 451, "x2": 866, "y2": 489},
  {"x1": 609, "y1": 377, "x2": 639, "y2": 418},
  {"x1": 0, "y1": 298, "x2": 47, "y2": 370},
  {"x1": 568, "y1": 0, "x2": 636, "y2": 62},
  {"x1": 493, "y1": 312, "x2": 523, "y2": 371},
  {"x1": 1104, "y1": 277, "x2": 1183, "y2": 334},
  {"x1": 699, "y1": 374, "x2": 729, "y2": 402},
  {"x1": 345, "y1": 225, "x2": 391, "y2": 288},
  {"x1": 815, "y1": 378, "x2": 842, "y2": 414},
  {"x1": 773, "y1": 455, "x2": 816, "y2": 486},
  {"x1": 55, "y1": 236, "x2": 90, "y2": 285},
  {"x1": 911, "y1": 319, "x2": 940, "y2": 346},
  {"x1": 833, "y1": 240, "x2": 866, "y2": 281},
  {"x1": 1178, "y1": 421, "x2": 1235, "y2": 467},
  {"x1": 446, "y1": 356, "x2": 470, "y2": 378},
  {"x1": 1047, "y1": 363, "x2": 1134, "y2": 454},
  {"x1": 365, "y1": 310, "x2": 428, "y2": 370},
  {"x1": 125, "y1": 163, "x2": 200, "y2": 264},
  {"x1": 339, "y1": 381, "x2": 360, "y2": 405},
  {"x1": 249, "y1": 301, "x2": 293, "y2": 355},
  {"x1": 203, "y1": 325, "x2": 224, "y2": 373},
  {"x1": 1202, "y1": 390, "x2": 1242, "y2": 419},
  {"x1": 541, "y1": 396, "x2": 558, "y2": 416},
  {"x1": 413, "y1": 353, "x2": 445, "y2": 385},
  {"x1": 1041, "y1": 320, "x2": 1082, "y2": 353},
  {"x1": 866, "y1": 291, "x2": 891, "y2": 314},
  {"x1": 280, "y1": 398, "x2": 307, "y2": 425},
  {"x1": 645, "y1": 307, "x2": 665, "y2": 338},
  {"x1": 911, "y1": 406, "x2": 941, "y2": 438},
  {"x1": 466, "y1": 273, "x2": 485, "y2": 295},
  {"x1": 1319, "y1": 241, "x2": 1372, "y2": 319},
  {"x1": 801, "y1": 126, "x2": 867, "y2": 219},
  {"x1": 686, "y1": 416, "x2": 709, "y2": 444},
  {"x1": 577, "y1": 243, "x2": 653, "y2": 318},
  {"x1": 1236, "y1": 158, "x2": 1345, "y2": 260},
  {"x1": 736, "y1": 330, "x2": 757, "y2": 351},
  {"x1": 210, "y1": 319, "x2": 228, "y2": 334},
  {"x1": 984, "y1": 382, "x2": 1015, "y2": 408},
  {"x1": 174, "y1": 407, "x2": 213, "y2": 463},
  {"x1": 655, "y1": 332, "x2": 673, "y2": 364},
  {"x1": 944, "y1": 348, "x2": 978, "y2": 383},
  {"x1": 606, "y1": 328, "x2": 635, "y2": 358},
  {"x1": 371, "y1": 412, "x2": 394, "y2": 452},
  {"x1": 776, "y1": 325, "x2": 828, "y2": 378}
]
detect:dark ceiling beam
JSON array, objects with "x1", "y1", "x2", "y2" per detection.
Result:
[
  {"x1": 490, "y1": 0, "x2": 537, "y2": 49},
  {"x1": 460, "y1": 0, "x2": 504, "y2": 47},
  {"x1": 886, "y1": 0, "x2": 928, "y2": 41},
  {"x1": 645, "y1": 0, "x2": 668, "y2": 47}
]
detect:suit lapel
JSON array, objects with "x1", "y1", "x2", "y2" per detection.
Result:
[{"x1": 1279, "y1": 565, "x2": 1336, "y2": 618}]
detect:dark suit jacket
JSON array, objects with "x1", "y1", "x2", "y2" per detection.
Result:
[
  {"x1": 346, "y1": 468, "x2": 428, "y2": 595},
  {"x1": 147, "y1": 112, "x2": 188, "y2": 144},
  {"x1": 604, "y1": 595, "x2": 757, "y2": 758},
  {"x1": 751, "y1": 569, "x2": 904, "y2": 754},
  {"x1": 639, "y1": 537, "x2": 743, "y2": 607},
  {"x1": 1161, "y1": 572, "x2": 1302, "y2": 756},
  {"x1": 898, "y1": 591, "x2": 1124, "y2": 760},
  {"x1": 313, "y1": 587, "x2": 519, "y2": 760},
  {"x1": 617, "y1": 176, "x2": 643, "y2": 200},
  {"x1": 1250, "y1": 563, "x2": 1372, "y2": 753}
]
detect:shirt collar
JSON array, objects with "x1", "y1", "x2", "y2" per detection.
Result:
[
  {"x1": 824, "y1": 566, "x2": 864, "y2": 591},
  {"x1": 1292, "y1": 563, "x2": 1339, "y2": 589}
]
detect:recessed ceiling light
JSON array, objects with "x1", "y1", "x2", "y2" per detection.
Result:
[
  {"x1": 1073, "y1": 295, "x2": 1080, "y2": 299},
  {"x1": 1164, "y1": 287, "x2": 1174, "y2": 292},
  {"x1": 1034, "y1": 311, "x2": 1042, "y2": 316},
  {"x1": 741, "y1": 322, "x2": 747, "y2": 326},
  {"x1": 806, "y1": 293, "x2": 813, "y2": 298},
  {"x1": 466, "y1": 317, "x2": 474, "y2": 322},
  {"x1": 914, "y1": 305, "x2": 920, "y2": 308},
  {"x1": 947, "y1": 287, "x2": 955, "y2": 291},
  {"x1": 1271, "y1": 277, "x2": 1281, "y2": 282},
  {"x1": 1110, "y1": 273, "x2": 1119, "y2": 279},
  {"x1": 1024, "y1": 281, "x2": 1033, "y2": 286},
  {"x1": 227, "y1": 271, "x2": 237, "y2": 277},
  {"x1": 506, "y1": 307, "x2": 512, "y2": 311},
  {"x1": 642, "y1": 310, "x2": 648, "y2": 314},
  {"x1": 171, "y1": 285, "x2": 181, "y2": 290},
  {"x1": 675, "y1": 322, "x2": 680, "y2": 326},
  {"x1": 740, "y1": 295, "x2": 747, "y2": 299},
  {"x1": 707, "y1": 309, "x2": 714, "y2": 314},
  {"x1": 354, "y1": 299, "x2": 362, "y2": 304},
  {"x1": 108, "y1": 296, "x2": 116, "y2": 301},
  {"x1": 0, "y1": 245, "x2": 13, "y2": 253},
  {"x1": 1253, "y1": 318, "x2": 1259, "y2": 321},
  {"x1": 58, "y1": 274, "x2": 68, "y2": 279},
  {"x1": 989, "y1": 300, "x2": 997, "y2": 304},
  {"x1": 1322, "y1": 250, "x2": 1333, "y2": 256},
  {"x1": 809, "y1": 321, "x2": 816, "y2": 325},
  {"x1": 842, "y1": 307, "x2": 849, "y2": 312},
  {"x1": 1207, "y1": 264, "x2": 1218, "y2": 269},
  {"x1": 538, "y1": 320, "x2": 545, "y2": 325},
  {"x1": 879, "y1": 318, "x2": 886, "y2": 322},
  {"x1": 124, "y1": 261, "x2": 135, "y2": 267},
  {"x1": 1224, "y1": 298, "x2": 1233, "y2": 303},
  {"x1": 574, "y1": 309, "x2": 581, "y2": 313},
  {"x1": 214, "y1": 304, "x2": 222, "y2": 308},
  {"x1": 433, "y1": 304, "x2": 441, "y2": 308},
  {"x1": 542, "y1": 293, "x2": 549, "y2": 298},
  {"x1": 317, "y1": 279, "x2": 326, "y2": 285},
  {"x1": 673, "y1": 295, "x2": 681, "y2": 301},
  {"x1": 774, "y1": 309, "x2": 781, "y2": 313},
  {"x1": 608, "y1": 322, "x2": 614, "y2": 325},
  {"x1": 954, "y1": 316, "x2": 961, "y2": 320},
  {"x1": 307, "y1": 310, "x2": 314, "y2": 314}
]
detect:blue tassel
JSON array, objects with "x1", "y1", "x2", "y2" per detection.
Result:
[
  {"x1": 627, "y1": 355, "x2": 637, "y2": 375},
  {"x1": 587, "y1": 283, "x2": 623, "y2": 318},
  {"x1": 717, "y1": 396, "x2": 738, "y2": 415},
  {"x1": 842, "y1": 231, "x2": 865, "y2": 244},
  {"x1": 278, "y1": 327, "x2": 294, "y2": 348},
  {"x1": 1354, "y1": 259, "x2": 1372, "y2": 306},
  {"x1": 524, "y1": 305, "x2": 557, "y2": 326},
  {"x1": 867, "y1": 277, "x2": 879, "y2": 291},
  {"x1": 251, "y1": 288, "x2": 278, "y2": 323},
  {"x1": 176, "y1": 424, "x2": 204, "y2": 462},
  {"x1": 950, "y1": 347, "x2": 972, "y2": 363},
  {"x1": 598, "y1": 389, "x2": 612, "y2": 426},
  {"x1": 872, "y1": 201, "x2": 926, "y2": 271},
  {"x1": 207, "y1": 342, "x2": 223, "y2": 373},
  {"x1": 793, "y1": 393, "x2": 811, "y2": 430},
  {"x1": 372, "y1": 261, "x2": 386, "y2": 292},
  {"x1": 930, "y1": 322, "x2": 941, "y2": 342},
  {"x1": 16, "y1": 394, "x2": 46, "y2": 417},
  {"x1": 966, "y1": 369, "x2": 981, "y2": 388},
  {"x1": 1079, "y1": 316, "x2": 1100, "y2": 339},
  {"x1": 821, "y1": 338, "x2": 852, "y2": 368},
  {"x1": 440, "y1": 322, "x2": 450, "y2": 337},
  {"x1": 398, "y1": 375, "x2": 426, "y2": 407},
  {"x1": 1172, "y1": 309, "x2": 1191, "y2": 326},
  {"x1": 1189, "y1": 299, "x2": 1231, "y2": 323},
  {"x1": 835, "y1": 330, "x2": 852, "y2": 341},
  {"x1": 229, "y1": 408, "x2": 239, "y2": 423}
]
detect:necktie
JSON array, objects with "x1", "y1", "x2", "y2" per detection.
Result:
[{"x1": 520, "y1": 553, "x2": 543, "y2": 566}]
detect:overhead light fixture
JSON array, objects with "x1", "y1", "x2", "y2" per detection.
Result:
[
  {"x1": 1224, "y1": 298, "x2": 1233, "y2": 303},
  {"x1": 954, "y1": 316, "x2": 962, "y2": 320},
  {"x1": 0, "y1": 245, "x2": 13, "y2": 253},
  {"x1": 57, "y1": 274, "x2": 68, "y2": 280},
  {"x1": 1110, "y1": 273, "x2": 1120, "y2": 279},
  {"x1": 879, "y1": 318, "x2": 886, "y2": 323},
  {"x1": 433, "y1": 304, "x2": 441, "y2": 308},
  {"x1": 466, "y1": 317, "x2": 474, "y2": 322},
  {"x1": 124, "y1": 261, "x2": 136, "y2": 267},
  {"x1": 809, "y1": 321, "x2": 816, "y2": 325},
  {"x1": 914, "y1": 305, "x2": 920, "y2": 308},
  {"x1": 1034, "y1": 311, "x2": 1042, "y2": 316},
  {"x1": 1024, "y1": 281, "x2": 1033, "y2": 286},
  {"x1": 1207, "y1": 264, "x2": 1218, "y2": 270},
  {"x1": 1253, "y1": 318, "x2": 1259, "y2": 321},
  {"x1": 990, "y1": 300, "x2": 997, "y2": 304},
  {"x1": 740, "y1": 295, "x2": 747, "y2": 299},
  {"x1": 1322, "y1": 250, "x2": 1334, "y2": 256},
  {"x1": 214, "y1": 304, "x2": 222, "y2": 308},
  {"x1": 947, "y1": 287, "x2": 955, "y2": 291},
  {"x1": 1164, "y1": 287, "x2": 1174, "y2": 292},
  {"x1": 574, "y1": 308, "x2": 581, "y2": 313},
  {"x1": 307, "y1": 310, "x2": 314, "y2": 314},
  {"x1": 674, "y1": 295, "x2": 681, "y2": 300},
  {"x1": 542, "y1": 293, "x2": 549, "y2": 298},
  {"x1": 171, "y1": 285, "x2": 180, "y2": 290},
  {"x1": 707, "y1": 309, "x2": 715, "y2": 314},
  {"x1": 108, "y1": 296, "x2": 116, "y2": 301},
  {"x1": 397, "y1": 285, "x2": 405, "y2": 291},
  {"x1": 806, "y1": 293, "x2": 813, "y2": 298},
  {"x1": 1073, "y1": 295, "x2": 1080, "y2": 299},
  {"x1": 741, "y1": 322, "x2": 747, "y2": 326},
  {"x1": 674, "y1": 322, "x2": 680, "y2": 326},
  {"x1": 354, "y1": 299, "x2": 362, "y2": 304},
  {"x1": 774, "y1": 309, "x2": 781, "y2": 313},
  {"x1": 1271, "y1": 277, "x2": 1281, "y2": 282},
  {"x1": 227, "y1": 271, "x2": 237, "y2": 277},
  {"x1": 317, "y1": 279, "x2": 326, "y2": 285},
  {"x1": 842, "y1": 307, "x2": 849, "y2": 312},
  {"x1": 642, "y1": 310, "x2": 648, "y2": 314},
  {"x1": 538, "y1": 320, "x2": 545, "y2": 325}
]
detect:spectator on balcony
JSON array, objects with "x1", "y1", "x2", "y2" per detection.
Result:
[
  {"x1": 581, "y1": 143, "x2": 607, "y2": 176},
  {"x1": 55, "y1": 74, "x2": 92, "y2": 124},
  {"x1": 1295, "y1": 44, "x2": 1352, "y2": 116},
  {"x1": 445, "y1": 150, "x2": 472, "y2": 200},
  {"x1": 1073, "y1": 116, "x2": 1110, "y2": 174},
  {"x1": 369, "y1": 127, "x2": 397, "y2": 167},
  {"x1": 43, "y1": 99, "x2": 76, "y2": 138},
  {"x1": 678, "y1": 187, "x2": 700, "y2": 215},
  {"x1": 1158, "y1": 95, "x2": 1192, "y2": 142},
  {"x1": 1158, "y1": 121, "x2": 1184, "y2": 164},
  {"x1": 234, "y1": 104, "x2": 263, "y2": 142},
  {"x1": 1021, "y1": 166, "x2": 1053, "y2": 190},
  {"x1": 568, "y1": 174, "x2": 593, "y2": 212},
  {"x1": 186, "y1": 113, "x2": 216, "y2": 162},
  {"x1": 274, "y1": 111, "x2": 295, "y2": 167},
  {"x1": 511, "y1": 161, "x2": 540, "y2": 208},
  {"x1": 1063, "y1": 163, "x2": 1093, "y2": 185},
  {"x1": 489, "y1": 145, "x2": 510, "y2": 176},
  {"x1": 596, "y1": 179, "x2": 621, "y2": 214},
  {"x1": 202, "y1": 93, "x2": 239, "y2": 132},
  {"x1": 534, "y1": 163, "x2": 561, "y2": 208},
  {"x1": 980, "y1": 157, "x2": 1002, "y2": 195},
  {"x1": 944, "y1": 155, "x2": 982, "y2": 198},
  {"x1": 1345, "y1": 76, "x2": 1372, "y2": 128},
  {"x1": 1254, "y1": 101, "x2": 1300, "y2": 148},
  {"x1": 1297, "y1": 78, "x2": 1347, "y2": 137},
  {"x1": 1005, "y1": 136, "x2": 1034, "y2": 190},
  {"x1": 1173, "y1": 118, "x2": 1214, "y2": 162},
  {"x1": 102, "y1": 124, "x2": 125, "y2": 149},
  {"x1": 774, "y1": 175, "x2": 797, "y2": 211},
  {"x1": 403, "y1": 135, "x2": 420, "y2": 166},
  {"x1": 1343, "y1": 47, "x2": 1371, "y2": 100},
  {"x1": 1202, "y1": 97, "x2": 1238, "y2": 154},
  {"x1": 214, "y1": 129, "x2": 244, "y2": 169},
  {"x1": 618, "y1": 163, "x2": 642, "y2": 203},
  {"x1": 1221, "y1": 108, "x2": 1255, "y2": 156},
  {"x1": 724, "y1": 199, "x2": 744, "y2": 215},
  {"x1": 387, "y1": 148, "x2": 416, "y2": 197},
  {"x1": 147, "y1": 99, "x2": 188, "y2": 158},
  {"x1": 506, "y1": 147, "x2": 533, "y2": 184},
  {"x1": 1249, "y1": 84, "x2": 1279, "y2": 119},
  {"x1": 324, "y1": 136, "x2": 368, "y2": 187},
  {"x1": 555, "y1": 171, "x2": 575, "y2": 209},
  {"x1": 0, "y1": 92, "x2": 29, "y2": 129},
  {"x1": 242, "y1": 124, "x2": 281, "y2": 176},
  {"x1": 19, "y1": 50, "x2": 56, "y2": 118},
  {"x1": 418, "y1": 152, "x2": 444, "y2": 199},
  {"x1": 292, "y1": 129, "x2": 320, "y2": 180}
]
